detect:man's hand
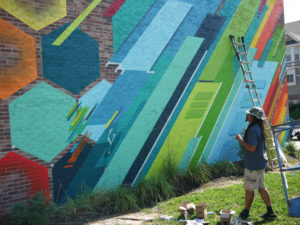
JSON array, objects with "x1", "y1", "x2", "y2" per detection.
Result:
[
  {"x1": 235, "y1": 134, "x2": 256, "y2": 152},
  {"x1": 235, "y1": 134, "x2": 243, "y2": 142}
]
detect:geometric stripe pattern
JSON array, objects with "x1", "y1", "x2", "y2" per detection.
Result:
[{"x1": 0, "y1": 0, "x2": 287, "y2": 206}]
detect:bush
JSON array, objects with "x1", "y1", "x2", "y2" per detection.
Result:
[
  {"x1": 289, "y1": 104, "x2": 300, "y2": 120},
  {"x1": 135, "y1": 177, "x2": 175, "y2": 207},
  {"x1": 185, "y1": 163, "x2": 212, "y2": 186},
  {"x1": 208, "y1": 161, "x2": 243, "y2": 178},
  {"x1": 284, "y1": 142, "x2": 298, "y2": 158},
  {"x1": 10, "y1": 192, "x2": 54, "y2": 225},
  {"x1": 109, "y1": 187, "x2": 140, "y2": 214}
]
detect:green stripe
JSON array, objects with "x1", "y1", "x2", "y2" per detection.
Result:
[
  {"x1": 52, "y1": 0, "x2": 103, "y2": 46},
  {"x1": 200, "y1": 0, "x2": 260, "y2": 81}
]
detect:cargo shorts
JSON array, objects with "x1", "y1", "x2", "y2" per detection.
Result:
[{"x1": 243, "y1": 168, "x2": 266, "y2": 191}]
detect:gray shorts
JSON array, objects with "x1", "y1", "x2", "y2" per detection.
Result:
[{"x1": 243, "y1": 168, "x2": 266, "y2": 191}]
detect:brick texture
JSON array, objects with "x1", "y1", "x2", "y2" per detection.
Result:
[{"x1": 0, "y1": 0, "x2": 118, "y2": 214}]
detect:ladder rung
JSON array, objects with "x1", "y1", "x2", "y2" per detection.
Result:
[
  {"x1": 240, "y1": 60, "x2": 250, "y2": 64},
  {"x1": 238, "y1": 52, "x2": 247, "y2": 55},
  {"x1": 244, "y1": 70, "x2": 252, "y2": 73},
  {"x1": 235, "y1": 43, "x2": 245, "y2": 47},
  {"x1": 245, "y1": 79, "x2": 255, "y2": 83}
]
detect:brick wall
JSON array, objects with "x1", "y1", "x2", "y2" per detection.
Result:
[{"x1": 0, "y1": 0, "x2": 119, "y2": 213}]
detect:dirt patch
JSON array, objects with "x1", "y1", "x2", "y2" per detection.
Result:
[
  {"x1": 86, "y1": 212, "x2": 157, "y2": 225},
  {"x1": 86, "y1": 176, "x2": 243, "y2": 225},
  {"x1": 188, "y1": 176, "x2": 242, "y2": 194}
]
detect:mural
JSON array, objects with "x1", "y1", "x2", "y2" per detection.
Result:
[{"x1": 0, "y1": 0, "x2": 287, "y2": 212}]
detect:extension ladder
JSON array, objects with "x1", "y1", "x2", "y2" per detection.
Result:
[{"x1": 229, "y1": 35, "x2": 287, "y2": 165}]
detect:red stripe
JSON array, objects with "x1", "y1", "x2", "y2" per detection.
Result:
[{"x1": 103, "y1": 0, "x2": 127, "y2": 17}]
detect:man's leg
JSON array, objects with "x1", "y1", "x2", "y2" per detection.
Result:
[
  {"x1": 258, "y1": 187, "x2": 276, "y2": 219},
  {"x1": 239, "y1": 190, "x2": 254, "y2": 219},
  {"x1": 245, "y1": 190, "x2": 255, "y2": 210},
  {"x1": 258, "y1": 187, "x2": 271, "y2": 207}
]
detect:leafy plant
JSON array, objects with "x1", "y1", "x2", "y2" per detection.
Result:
[
  {"x1": 109, "y1": 186, "x2": 140, "y2": 214},
  {"x1": 284, "y1": 142, "x2": 298, "y2": 158},
  {"x1": 10, "y1": 192, "x2": 54, "y2": 225},
  {"x1": 208, "y1": 161, "x2": 242, "y2": 178},
  {"x1": 289, "y1": 104, "x2": 300, "y2": 120},
  {"x1": 135, "y1": 177, "x2": 175, "y2": 207},
  {"x1": 185, "y1": 163, "x2": 212, "y2": 186}
]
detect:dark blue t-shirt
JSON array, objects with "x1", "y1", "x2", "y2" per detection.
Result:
[{"x1": 244, "y1": 123, "x2": 268, "y2": 170}]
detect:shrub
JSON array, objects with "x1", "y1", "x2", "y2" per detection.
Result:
[
  {"x1": 10, "y1": 192, "x2": 54, "y2": 225},
  {"x1": 135, "y1": 177, "x2": 175, "y2": 207},
  {"x1": 208, "y1": 161, "x2": 243, "y2": 178},
  {"x1": 185, "y1": 163, "x2": 212, "y2": 186},
  {"x1": 284, "y1": 142, "x2": 297, "y2": 158},
  {"x1": 109, "y1": 187, "x2": 140, "y2": 214},
  {"x1": 289, "y1": 104, "x2": 300, "y2": 120}
]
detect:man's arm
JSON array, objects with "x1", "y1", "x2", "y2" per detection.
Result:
[{"x1": 235, "y1": 134, "x2": 256, "y2": 152}]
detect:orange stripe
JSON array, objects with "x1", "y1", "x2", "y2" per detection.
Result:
[
  {"x1": 263, "y1": 61, "x2": 282, "y2": 116},
  {"x1": 67, "y1": 136, "x2": 88, "y2": 163},
  {"x1": 64, "y1": 165, "x2": 73, "y2": 168},
  {"x1": 272, "y1": 81, "x2": 288, "y2": 125}
]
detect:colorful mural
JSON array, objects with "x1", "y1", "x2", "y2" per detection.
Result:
[{"x1": 0, "y1": 0, "x2": 287, "y2": 212}]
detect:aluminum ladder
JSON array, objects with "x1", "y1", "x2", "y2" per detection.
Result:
[{"x1": 229, "y1": 35, "x2": 287, "y2": 165}]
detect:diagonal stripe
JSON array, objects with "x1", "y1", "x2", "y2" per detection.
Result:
[
  {"x1": 105, "y1": 110, "x2": 119, "y2": 129},
  {"x1": 52, "y1": 0, "x2": 103, "y2": 46}
]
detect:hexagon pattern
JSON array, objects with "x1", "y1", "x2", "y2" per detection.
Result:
[
  {"x1": 0, "y1": 0, "x2": 66, "y2": 31},
  {"x1": 9, "y1": 82, "x2": 76, "y2": 162},
  {"x1": 0, "y1": 19, "x2": 37, "y2": 100},
  {"x1": 42, "y1": 23, "x2": 100, "y2": 94}
]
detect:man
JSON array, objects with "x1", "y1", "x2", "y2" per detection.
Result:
[{"x1": 235, "y1": 106, "x2": 277, "y2": 220}]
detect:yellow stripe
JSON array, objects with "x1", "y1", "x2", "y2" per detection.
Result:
[
  {"x1": 52, "y1": 0, "x2": 103, "y2": 46},
  {"x1": 105, "y1": 111, "x2": 119, "y2": 129},
  {"x1": 250, "y1": 0, "x2": 277, "y2": 48}
]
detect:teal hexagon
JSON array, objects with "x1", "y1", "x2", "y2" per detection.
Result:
[{"x1": 9, "y1": 82, "x2": 76, "y2": 162}]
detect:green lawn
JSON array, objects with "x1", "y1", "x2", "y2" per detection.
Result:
[{"x1": 151, "y1": 172, "x2": 300, "y2": 224}]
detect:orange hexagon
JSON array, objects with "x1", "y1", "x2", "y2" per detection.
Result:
[
  {"x1": 0, "y1": 0, "x2": 67, "y2": 31},
  {"x1": 0, "y1": 19, "x2": 37, "y2": 100}
]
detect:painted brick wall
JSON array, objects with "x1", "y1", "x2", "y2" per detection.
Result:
[
  {"x1": 0, "y1": 0, "x2": 287, "y2": 214},
  {"x1": 0, "y1": 0, "x2": 117, "y2": 213}
]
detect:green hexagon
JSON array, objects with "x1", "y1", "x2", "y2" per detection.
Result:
[
  {"x1": 0, "y1": 0, "x2": 67, "y2": 31},
  {"x1": 9, "y1": 82, "x2": 76, "y2": 162}
]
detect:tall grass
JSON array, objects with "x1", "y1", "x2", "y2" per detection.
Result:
[
  {"x1": 135, "y1": 178, "x2": 175, "y2": 207},
  {"x1": 6, "y1": 154, "x2": 244, "y2": 225}
]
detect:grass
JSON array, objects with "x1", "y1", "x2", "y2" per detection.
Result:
[{"x1": 152, "y1": 171, "x2": 300, "y2": 224}]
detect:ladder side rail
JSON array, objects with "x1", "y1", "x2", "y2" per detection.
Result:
[
  {"x1": 239, "y1": 37, "x2": 273, "y2": 132},
  {"x1": 272, "y1": 129, "x2": 289, "y2": 202}
]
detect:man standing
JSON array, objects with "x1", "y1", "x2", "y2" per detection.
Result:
[{"x1": 235, "y1": 107, "x2": 277, "y2": 220}]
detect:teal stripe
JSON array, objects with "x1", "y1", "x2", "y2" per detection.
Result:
[
  {"x1": 96, "y1": 36, "x2": 203, "y2": 190},
  {"x1": 178, "y1": 137, "x2": 201, "y2": 171}
]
